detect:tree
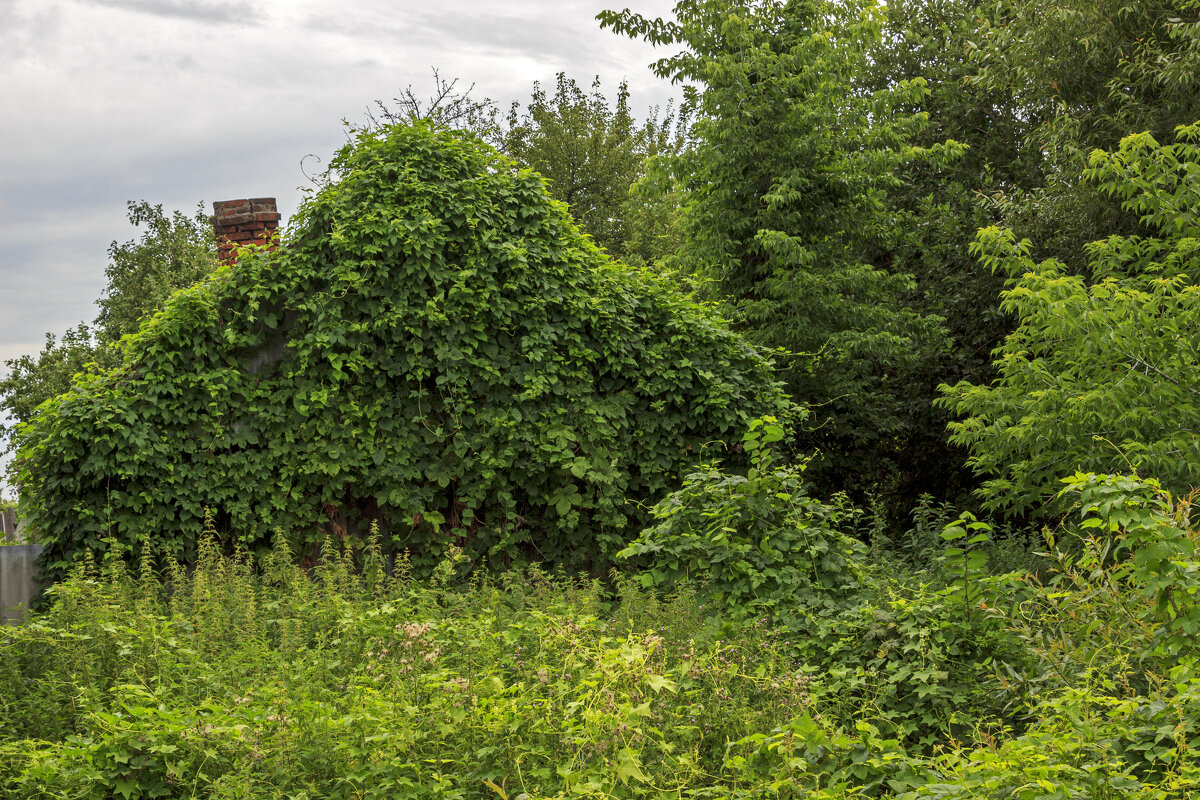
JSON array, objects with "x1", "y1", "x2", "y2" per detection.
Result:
[
  {"x1": 363, "y1": 68, "x2": 505, "y2": 148},
  {"x1": 867, "y1": 0, "x2": 1038, "y2": 381},
  {"x1": 848, "y1": 0, "x2": 1200, "y2": 510},
  {"x1": 501, "y1": 73, "x2": 688, "y2": 260},
  {"x1": 940, "y1": 123, "x2": 1200, "y2": 515},
  {"x1": 972, "y1": 0, "x2": 1200, "y2": 270},
  {"x1": 601, "y1": 0, "x2": 955, "y2": 499},
  {"x1": 0, "y1": 326, "x2": 115, "y2": 447},
  {"x1": 94, "y1": 201, "x2": 218, "y2": 343},
  {"x1": 14, "y1": 123, "x2": 790, "y2": 585},
  {"x1": 856, "y1": 0, "x2": 1039, "y2": 508},
  {"x1": 367, "y1": 71, "x2": 688, "y2": 264},
  {"x1": 0, "y1": 202, "x2": 216, "y2": 452}
]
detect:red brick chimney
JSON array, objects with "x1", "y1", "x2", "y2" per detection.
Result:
[{"x1": 212, "y1": 198, "x2": 281, "y2": 266}]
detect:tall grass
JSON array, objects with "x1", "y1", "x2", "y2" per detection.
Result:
[
  {"x1": 1, "y1": 531, "x2": 817, "y2": 798},
  {"x1": 3, "y1": 485, "x2": 1198, "y2": 798}
]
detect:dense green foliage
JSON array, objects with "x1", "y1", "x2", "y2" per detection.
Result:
[
  {"x1": 971, "y1": 0, "x2": 1200, "y2": 271},
  {"x1": 12, "y1": 123, "x2": 788, "y2": 584},
  {"x1": 3, "y1": 469, "x2": 1197, "y2": 797},
  {"x1": 941, "y1": 124, "x2": 1200, "y2": 514},
  {"x1": 502, "y1": 74, "x2": 687, "y2": 262},
  {"x1": 594, "y1": 0, "x2": 1200, "y2": 511},
  {"x1": 619, "y1": 417, "x2": 869, "y2": 617},
  {"x1": 0, "y1": 202, "x2": 216, "y2": 452},
  {"x1": 0, "y1": 538, "x2": 820, "y2": 798},
  {"x1": 601, "y1": 0, "x2": 959, "y2": 500},
  {"x1": 6, "y1": 3, "x2": 1200, "y2": 794},
  {"x1": 622, "y1": 423, "x2": 1030, "y2": 746},
  {"x1": 858, "y1": 0, "x2": 1036, "y2": 506}
]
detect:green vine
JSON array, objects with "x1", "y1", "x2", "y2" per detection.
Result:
[{"x1": 13, "y1": 122, "x2": 789, "y2": 582}]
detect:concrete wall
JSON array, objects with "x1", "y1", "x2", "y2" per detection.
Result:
[{"x1": 1, "y1": 544, "x2": 43, "y2": 625}]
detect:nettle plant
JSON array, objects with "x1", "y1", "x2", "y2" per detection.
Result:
[{"x1": 13, "y1": 122, "x2": 789, "y2": 582}]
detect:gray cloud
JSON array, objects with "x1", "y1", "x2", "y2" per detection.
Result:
[
  {"x1": 406, "y1": 7, "x2": 600, "y2": 64},
  {"x1": 302, "y1": 3, "x2": 653, "y2": 82},
  {"x1": 0, "y1": 2, "x2": 63, "y2": 62},
  {"x1": 70, "y1": 0, "x2": 264, "y2": 25}
]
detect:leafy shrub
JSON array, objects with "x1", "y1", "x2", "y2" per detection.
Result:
[
  {"x1": 1060, "y1": 473, "x2": 1200, "y2": 655},
  {"x1": 621, "y1": 418, "x2": 1031, "y2": 747},
  {"x1": 721, "y1": 713, "x2": 929, "y2": 797},
  {"x1": 12, "y1": 122, "x2": 788, "y2": 583},
  {"x1": 902, "y1": 681, "x2": 1200, "y2": 799},
  {"x1": 795, "y1": 572, "x2": 1032, "y2": 749},
  {"x1": 1008, "y1": 473, "x2": 1200, "y2": 703},
  {"x1": 907, "y1": 472, "x2": 1200, "y2": 798},
  {"x1": 619, "y1": 416, "x2": 867, "y2": 616}
]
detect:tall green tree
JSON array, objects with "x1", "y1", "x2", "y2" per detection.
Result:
[
  {"x1": 869, "y1": 0, "x2": 1036, "y2": 379},
  {"x1": 859, "y1": 0, "x2": 1200, "y2": 509},
  {"x1": 972, "y1": 0, "x2": 1200, "y2": 269},
  {"x1": 940, "y1": 123, "x2": 1200, "y2": 515},
  {"x1": 0, "y1": 325, "x2": 112, "y2": 446},
  {"x1": 601, "y1": 0, "x2": 955, "y2": 498},
  {"x1": 501, "y1": 73, "x2": 688, "y2": 261},
  {"x1": 872, "y1": 0, "x2": 1200, "y2": 340},
  {"x1": 0, "y1": 202, "x2": 216, "y2": 452},
  {"x1": 857, "y1": 0, "x2": 1040, "y2": 506}
]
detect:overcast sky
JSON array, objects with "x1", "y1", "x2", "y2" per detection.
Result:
[{"x1": 0, "y1": 0, "x2": 679, "y2": 495}]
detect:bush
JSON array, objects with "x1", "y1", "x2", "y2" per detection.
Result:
[
  {"x1": 621, "y1": 418, "x2": 1032, "y2": 747},
  {"x1": 619, "y1": 416, "x2": 867, "y2": 616},
  {"x1": 12, "y1": 122, "x2": 789, "y2": 583},
  {"x1": 897, "y1": 473, "x2": 1200, "y2": 798}
]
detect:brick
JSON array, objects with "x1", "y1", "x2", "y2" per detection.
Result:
[
  {"x1": 213, "y1": 199, "x2": 251, "y2": 216},
  {"x1": 214, "y1": 197, "x2": 278, "y2": 266},
  {"x1": 219, "y1": 212, "x2": 255, "y2": 227}
]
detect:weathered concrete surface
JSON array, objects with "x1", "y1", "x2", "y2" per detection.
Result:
[{"x1": 1, "y1": 544, "x2": 43, "y2": 625}]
